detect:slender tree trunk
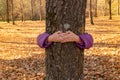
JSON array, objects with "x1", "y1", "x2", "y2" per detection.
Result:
[
  {"x1": 21, "y1": 0, "x2": 24, "y2": 22},
  {"x1": 104, "y1": 0, "x2": 107, "y2": 16},
  {"x1": 0, "y1": 13, "x2": 4, "y2": 21},
  {"x1": 39, "y1": 0, "x2": 42, "y2": 21},
  {"x1": 89, "y1": 0, "x2": 94, "y2": 25},
  {"x1": 11, "y1": 0, "x2": 15, "y2": 25},
  {"x1": 31, "y1": 0, "x2": 34, "y2": 20},
  {"x1": 46, "y1": 0, "x2": 87, "y2": 80},
  {"x1": 109, "y1": 0, "x2": 112, "y2": 19},
  {"x1": 118, "y1": 0, "x2": 120, "y2": 15},
  {"x1": 94, "y1": 0, "x2": 97, "y2": 17},
  {"x1": 6, "y1": 0, "x2": 9, "y2": 23}
]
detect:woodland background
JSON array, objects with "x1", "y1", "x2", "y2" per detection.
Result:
[
  {"x1": 0, "y1": 0, "x2": 120, "y2": 21},
  {"x1": 0, "y1": 0, "x2": 120, "y2": 80}
]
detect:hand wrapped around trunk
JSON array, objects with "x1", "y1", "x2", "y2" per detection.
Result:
[{"x1": 37, "y1": 31, "x2": 93, "y2": 49}]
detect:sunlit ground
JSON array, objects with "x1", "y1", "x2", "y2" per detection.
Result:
[
  {"x1": 0, "y1": 16, "x2": 120, "y2": 79},
  {"x1": 0, "y1": 21, "x2": 45, "y2": 60}
]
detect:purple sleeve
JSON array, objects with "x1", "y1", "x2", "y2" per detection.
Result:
[
  {"x1": 76, "y1": 33, "x2": 93, "y2": 49},
  {"x1": 37, "y1": 33, "x2": 52, "y2": 48}
]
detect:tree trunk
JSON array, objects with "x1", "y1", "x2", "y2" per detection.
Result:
[
  {"x1": 0, "y1": 13, "x2": 4, "y2": 21},
  {"x1": 109, "y1": 0, "x2": 112, "y2": 19},
  {"x1": 6, "y1": 0, "x2": 9, "y2": 23},
  {"x1": 31, "y1": 0, "x2": 34, "y2": 20},
  {"x1": 118, "y1": 0, "x2": 120, "y2": 15},
  {"x1": 94, "y1": 0, "x2": 97, "y2": 17},
  {"x1": 39, "y1": 0, "x2": 42, "y2": 21},
  {"x1": 21, "y1": 0, "x2": 24, "y2": 22},
  {"x1": 11, "y1": 0, "x2": 15, "y2": 25},
  {"x1": 46, "y1": 0, "x2": 87, "y2": 80},
  {"x1": 89, "y1": 0, "x2": 94, "y2": 25},
  {"x1": 104, "y1": 0, "x2": 107, "y2": 16}
]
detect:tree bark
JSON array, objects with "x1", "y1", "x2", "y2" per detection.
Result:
[{"x1": 46, "y1": 0, "x2": 87, "y2": 80}]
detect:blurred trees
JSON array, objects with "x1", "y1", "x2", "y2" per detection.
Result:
[
  {"x1": 105, "y1": 0, "x2": 112, "y2": 19},
  {"x1": 31, "y1": 0, "x2": 35, "y2": 20},
  {"x1": 20, "y1": 0, "x2": 24, "y2": 21},
  {"x1": 39, "y1": 0, "x2": 42, "y2": 21},
  {"x1": 0, "y1": 0, "x2": 46, "y2": 21},
  {"x1": 6, "y1": 0, "x2": 9, "y2": 23},
  {"x1": 118, "y1": 0, "x2": 120, "y2": 15},
  {"x1": 11, "y1": 0, "x2": 15, "y2": 24},
  {"x1": 109, "y1": 0, "x2": 112, "y2": 19},
  {"x1": 0, "y1": 0, "x2": 120, "y2": 21},
  {"x1": 0, "y1": 0, "x2": 6, "y2": 20},
  {"x1": 94, "y1": 0, "x2": 97, "y2": 17},
  {"x1": 89, "y1": 0, "x2": 94, "y2": 25}
]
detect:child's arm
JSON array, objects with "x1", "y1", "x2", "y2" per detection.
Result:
[
  {"x1": 76, "y1": 33, "x2": 93, "y2": 49},
  {"x1": 37, "y1": 31, "x2": 93, "y2": 49},
  {"x1": 37, "y1": 31, "x2": 63, "y2": 48},
  {"x1": 61, "y1": 31, "x2": 93, "y2": 49},
  {"x1": 37, "y1": 33, "x2": 52, "y2": 48}
]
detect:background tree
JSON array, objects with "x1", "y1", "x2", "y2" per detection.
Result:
[
  {"x1": 31, "y1": 0, "x2": 40, "y2": 20},
  {"x1": 6, "y1": 0, "x2": 9, "y2": 23},
  {"x1": 11, "y1": 0, "x2": 15, "y2": 25},
  {"x1": 104, "y1": 0, "x2": 113, "y2": 19},
  {"x1": 94, "y1": 0, "x2": 97, "y2": 17},
  {"x1": 109, "y1": 0, "x2": 112, "y2": 19},
  {"x1": 0, "y1": 0, "x2": 6, "y2": 21},
  {"x1": 39, "y1": 0, "x2": 42, "y2": 21},
  {"x1": 104, "y1": 0, "x2": 108, "y2": 16},
  {"x1": 46, "y1": 0, "x2": 87, "y2": 80},
  {"x1": 0, "y1": 0, "x2": 120, "y2": 21},
  {"x1": 118, "y1": 0, "x2": 120, "y2": 15},
  {"x1": 31, "y1": 0, "x2": 34, "y2": 20},
  {"x1": 20, "y1": 0, "x2": 24, "y2": 21},
  {"x1": 89, "y1": 0, "x2": 94, "y2": 25}
]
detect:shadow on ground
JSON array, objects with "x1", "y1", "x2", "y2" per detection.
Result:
[{"x1": 0, "y1": 54, "x2": 45, "y2": 80}]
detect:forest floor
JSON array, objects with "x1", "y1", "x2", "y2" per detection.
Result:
[{"x1": 0, "y1": 16, "x2": 120, "y2": 80}]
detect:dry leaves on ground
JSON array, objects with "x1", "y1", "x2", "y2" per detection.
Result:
[{"x1": 0, "y1": 17, "x2": 120, "y2": 80}]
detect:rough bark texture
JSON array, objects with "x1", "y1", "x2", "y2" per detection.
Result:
[{"x1": 46, "y1": 0, "x2": 87, "y2": 80}]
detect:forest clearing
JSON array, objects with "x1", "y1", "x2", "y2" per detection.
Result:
[{"x1": 0, "y1": 16, "x2": 120, "y2": 80}]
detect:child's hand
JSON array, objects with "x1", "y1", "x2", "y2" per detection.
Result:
[
  {"x1": 47, "y1": 31, "x2": 64, "y2": 42},
  {"x1": 61, "y1": 31, "x2": 82, "y2": 43}
]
